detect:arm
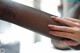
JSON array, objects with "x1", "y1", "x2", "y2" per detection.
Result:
[{"x1": 0, "y1": 0, "x2": 64, "y2": 40}]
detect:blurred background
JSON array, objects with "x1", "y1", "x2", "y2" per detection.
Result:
[{"x1": 0, "y1": 0, "x2": 80, "y2": 53}]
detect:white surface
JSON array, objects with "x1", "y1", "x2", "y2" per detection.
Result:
[{"x1": 27, "y1": 42, "x2": 80, "y2": 53}]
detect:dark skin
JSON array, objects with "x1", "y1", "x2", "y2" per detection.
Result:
[{"x1": 0, "y1": 0, "x2": 61, "y2": 42}]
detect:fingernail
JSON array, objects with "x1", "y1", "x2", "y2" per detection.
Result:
[
  {"x1": 48, "y1": 25, "x2": 55, "y2": 29},
  {"x1": 48, "y1": 24, "x2": 53, "y2": 27},
  {"x1": 51, "y1": 16, "x2": 57, "y2": 20},
  {"x1": 51, "y1": 16, "x2": 59, "y2": 20}
]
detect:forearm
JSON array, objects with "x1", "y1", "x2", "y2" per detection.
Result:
[{"x1": 0, "y1": 0, "x2": 62, "y2": 40}]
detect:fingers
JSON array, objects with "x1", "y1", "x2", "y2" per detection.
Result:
[
  {"x1": 49, "y1": 31, "x2": 75, "y2": 40},
  {"x1": 48, "y1": 24, "x2": 77, "y2": 33},
  {"x1": 51, "y1": 16, "x2": 80, "y2": 27},
  {"x1": 63, "y1": 17, "x2": 80, "y2": 22}
]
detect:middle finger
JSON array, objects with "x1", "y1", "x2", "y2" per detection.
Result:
[{"x1": 48, "y1": 24, "x2": 78, "y2": 33}]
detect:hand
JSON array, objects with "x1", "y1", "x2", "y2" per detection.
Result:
[{"x1": 48, "y1": 16, "x2": 80, "y2": 46}]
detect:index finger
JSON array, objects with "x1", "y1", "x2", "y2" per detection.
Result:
[{"x1": 51, "y1": 16, "x2": 80, "y2": 27}]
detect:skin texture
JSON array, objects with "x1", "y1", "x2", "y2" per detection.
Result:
[{"x1": 48, "y1": 16, "x2": 80, "y2": 47}]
